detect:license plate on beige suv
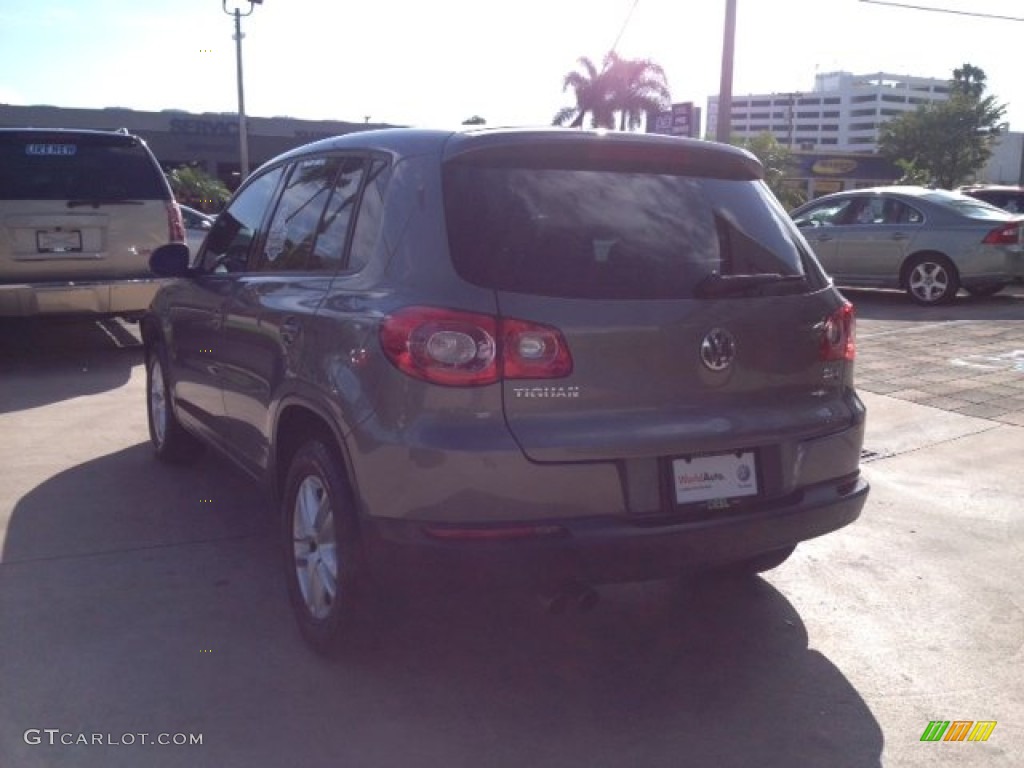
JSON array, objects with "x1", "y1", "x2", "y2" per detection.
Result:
[
  {"x1": 36, "y1": 229, "x2": 82, "y2": 253},
  {"x1": 672, "y1": 451, "x2": 758, "y2": 505}
]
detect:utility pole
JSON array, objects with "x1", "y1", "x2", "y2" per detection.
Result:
[
  {"x1": 715, "y1": 0, "x2": 737, "y2": 143},
  {"x1": 222, "y1": 0, "x2": 262, "y2": 181}
]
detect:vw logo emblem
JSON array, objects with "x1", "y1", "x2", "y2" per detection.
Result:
[{"x1": 700, "y1": 328, "x2": 736, "y2": 372}]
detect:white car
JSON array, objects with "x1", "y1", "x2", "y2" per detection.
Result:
[{"x1": 179, "y1": 204, "x2": 214, "y2": 255}]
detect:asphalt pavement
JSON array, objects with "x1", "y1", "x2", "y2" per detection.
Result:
[{"x1": 1, "y1": 290, "x2": 1022, "y2": 768}]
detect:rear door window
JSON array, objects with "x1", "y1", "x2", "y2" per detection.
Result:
[{"x1": 444, "y1": 165, "x2": 812, "y2": 300}]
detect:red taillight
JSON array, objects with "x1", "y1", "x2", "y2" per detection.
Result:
[
  {"x1": 380, "y1": 307, "x2": 573, "y2": 386},
  {"x1": 982, "y1": 222, "x2": 1020, "y2": 246},
  {"x1": 167, "y1": 202, "x2": 185, "y2": 242},
  {"x1": 820, "y1": 302, "x2": 856, "y2": 362}
]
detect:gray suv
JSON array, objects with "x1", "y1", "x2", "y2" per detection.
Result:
[{"x1": 143, "y1": 128, "x2": 869, "y2": 654}]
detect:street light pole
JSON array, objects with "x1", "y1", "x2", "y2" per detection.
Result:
[
  {"x1": 715, "y1": 0, "x2": 737, "y2": 143},
  {"x1": 222, "y1": 0, "x2": 261, "y2": 180}
]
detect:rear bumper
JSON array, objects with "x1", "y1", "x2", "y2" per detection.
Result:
[
  {"x1": 0, "y1": 278, "x2": 162, "y2": 317},
  {"x1": 362, "y1": 475, "x2": 869, "y2": 588}
]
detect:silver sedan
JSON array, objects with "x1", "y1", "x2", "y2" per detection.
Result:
[{"x1": 791, "y1": 186, "x2": 1023, "y2": 304}]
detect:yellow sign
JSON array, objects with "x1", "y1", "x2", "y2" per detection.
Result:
[{"x1": 812, "y1": 158, "x2": 859, "y2": 176}]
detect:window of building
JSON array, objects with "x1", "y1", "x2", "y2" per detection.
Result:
[
  {"x1": 797, "y1": 111, "x2": 820, "y2": 118},
  {"x1": 851, "y1": 95, "x2": 877, "y2": 103},
  {"x1": 751, "y1": 99, "x2": 770, "y2": 106},
  {"x1": 751, "y1": 112, "x2": 769, "y2": 119},
  {"x1": 880, "y1": 108, "x2": 903, "y2": 116},
  {"x1": 821, "y1": 138, "x2": 838, "y2": 145},
  {"x1": 881, "y1": 94, "x2": 906, "y2": 103},
  {"x1": 749, "y1": 124, "x2": 769, "y2": 131},
  {"x1": 821, "y1": 125, "x2": 839, "y2": 132},
  {"x1": 797, "y1": 98, "x2": 821, "y2": 106},
  {"x1": 823, "y1": 111, "x2": 840, "y2": 118},
  {"x1": 824, "y1": 97, "x2": 840, "y2": 104},
  {"x1": 850, "y1": 122, "x2": 876, "y2": 131},
  {"x1": 851, "y1": 108, "x2": 876, "y2": 117},
  {"x1": 849, "y1": 137, "x2": 875, "y2": 145}
]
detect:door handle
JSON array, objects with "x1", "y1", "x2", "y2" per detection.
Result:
[
  {"x1": 280, "y1": 316, "x2": 301, "y2": 346},
  {"x1": 891, "y1": 233, "x2": 909, "y2": 241}
]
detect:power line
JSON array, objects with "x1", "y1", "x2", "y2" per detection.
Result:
[
  {"x1": 859, "y1": 0, "x2": 1024, "y2": 22},
  {"x1": 608, "y1": 0, "x2": 641, "y2": 55}
]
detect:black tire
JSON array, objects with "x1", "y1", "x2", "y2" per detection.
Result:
[
  {"x1": 146, "y1": 345, "x2": 203, "y2": 463},
  {"x1": 282, "y1": 439, "x2": 369, "y2": 656},
  {"x1": 904, "y1": 254, "x2": 960, "y2": 305},
  {"x1": 717, "y1": 545, "x2": 796, "y2": 577},
  {"x1": 965, "y1": 283, "x2": 1007, "y2": 298}
]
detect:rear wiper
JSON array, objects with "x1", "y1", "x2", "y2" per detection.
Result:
[
  {"x1": 697, "y1": 272, "x2": 807, "y2": 298},
  {"x1": 67, "y1": 199, "x2": 144, "y2": 208}
]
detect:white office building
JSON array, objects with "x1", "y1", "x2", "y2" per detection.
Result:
[{"x1": 707, "y1": 71, "x2": 952, "y2": 153}]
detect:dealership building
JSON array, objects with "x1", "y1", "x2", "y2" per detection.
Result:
[{"x1": 0, "y1": 103, "x2": 395, "y2": 190}]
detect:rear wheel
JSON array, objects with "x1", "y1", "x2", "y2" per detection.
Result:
[
  {"x1": 905, "y1": 254, "x2": 959, "y2": 305},
  {"x1": 146, "y1": 346, "x2": 202, "y2": 463},
  {"x1": 282, "y1": 439, "x2": 369, "y2": 655}
]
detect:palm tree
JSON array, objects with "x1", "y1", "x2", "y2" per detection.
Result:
[
  {"x1": 553, "y1": 53, "x2": 670, "y2": 131},
  {"x1": 605, "y1": 52, "x2": 671, "y2": 131},
  {"x1": 952, "y1": 63, "x2": 986, "y2": 99},
  {"x1": 553, "y1": 56, "x2": 616, "y2": 129}
]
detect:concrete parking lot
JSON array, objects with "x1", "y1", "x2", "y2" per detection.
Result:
[{"x1": 1, "y1": 288, "x2": 1022, "y2": 768}]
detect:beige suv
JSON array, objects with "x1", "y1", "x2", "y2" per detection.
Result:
[{"x1": 0, "y1": 127, "x2": 183, "y2": 318}]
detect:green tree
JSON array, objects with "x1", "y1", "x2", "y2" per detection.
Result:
[
  {"x1": 553, "y1": 53, "x2": 670, "y2": 131},
  {"x1": 734, "y1": 132, "x2": 806, "y2": 209},
  {"x1": 878, "y1": 63, "x2": 1005, "y2": 188},
  {"x1": 167, "y1": 166, "x2": 230, "y2": 212},
  {"x1": 462, "y1": 115, "x2": 486, "y2": 125}
]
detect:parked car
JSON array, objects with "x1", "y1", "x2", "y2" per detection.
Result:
[
  {"x1": 791, "y1": 186, "x2": 1023, "y2": 304},
  {"x1": 958, "y1": 184, "x2": 1024, "y2": 214},
  {"x1": 0, "y1": 127, "x2": 183, "y2": 318},
  {"x1": 179, "y1": 204, "x2": 214, "y2": 255},
  {"x1": 143, "y1": 128, "x2": 869, "y2": 654}
]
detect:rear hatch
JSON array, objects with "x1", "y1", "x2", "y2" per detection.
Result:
[
  {"x1": 442, "y1": 134, "x2": 857, "y2": 468},
  {"x1": 0, "y1": 130, "x2": 176, "y2": 282}
]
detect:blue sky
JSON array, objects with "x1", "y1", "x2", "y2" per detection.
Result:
[{"x1": 0, "y1": 0, "x2": 1020, "y2": 130}]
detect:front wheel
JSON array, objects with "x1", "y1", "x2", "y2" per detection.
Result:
[
  {"x1": 282, "y1": 439, "x2": 368, "y2": 655},
  {"x1": 905, "y1": 254, "x2": 959, "y2": 305},
  {"x1": 146, "y1": 346, "x2": 202, "y2": 463}
]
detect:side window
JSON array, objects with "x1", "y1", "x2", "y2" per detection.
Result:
[
  {"x1": 794, "y1": 198, "x2": 857, "y2": 228},
  {"x1": 309, "y1": 156, "x2": 366, "y2": 271},
  {"x1": 882, "y1": 198, "x2": 923, "y2": 225},
  {"x1": 347, "y1": 158, "x2": 391, "y2": 272},
  {"x1": 199, "y1": 166, "x2": 285, "y2": 273},
  {"x1": 257, "y1": 157, "x2": 342, "y2": 272}
]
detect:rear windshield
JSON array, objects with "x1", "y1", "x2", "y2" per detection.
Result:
[
  {"x1": 443, "y1": 165, "x2": 812, "y2": 299},
  {"x1": 0, "y1": 134, "x2": 167, "y2": 201}
]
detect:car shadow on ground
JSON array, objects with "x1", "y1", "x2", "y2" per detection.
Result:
[
  {"x1": 0, "y1": 318, "x2": 143, "y2": 414},
  {"x1": 1, "y1": 443, "x2": 883, "y2": 768},
  {"x1": 840, "y1": 286, "x2": 1024, "y2": 323}
]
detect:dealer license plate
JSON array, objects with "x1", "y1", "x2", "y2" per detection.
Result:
[
  {"x1": 672, "y1": 451, "x2": 758, "y2": 505},
  {"x1": 36, "y1": 229, "x2": 82, "y2": 253}
]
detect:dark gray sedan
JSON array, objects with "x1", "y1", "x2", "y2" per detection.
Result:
[{"x1": 791, "y1": 186, "x2": 1024, "y2": 304}]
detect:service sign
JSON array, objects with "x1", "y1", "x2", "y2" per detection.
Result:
[
  {"x1": 25, "y1": 143, "x2": 77, "y2": 157},
  {"x1": 672, "y1": 452, "x2": 758, "y2": 505}
]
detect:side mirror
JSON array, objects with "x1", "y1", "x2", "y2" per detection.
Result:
[{"x1": 150, "y1": 242, "x2": 191, "y2": 277}]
